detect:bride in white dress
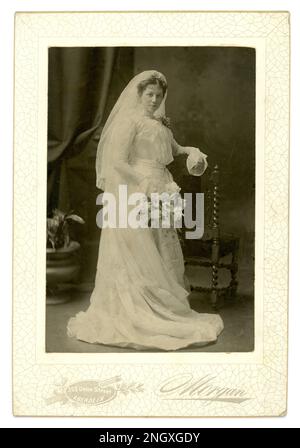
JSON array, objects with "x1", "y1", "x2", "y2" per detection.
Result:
[{"x1": 67, "y1": 70, "x2": 224, "y2": 351}]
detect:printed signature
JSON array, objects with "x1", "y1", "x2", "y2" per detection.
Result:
[{"x1": 158, "y1": 373, "x2": 251, "y2": 404}]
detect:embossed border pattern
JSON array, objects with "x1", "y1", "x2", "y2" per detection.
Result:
[{"x1": 13, "y1": 12, "x2": 289, "y2": 416}]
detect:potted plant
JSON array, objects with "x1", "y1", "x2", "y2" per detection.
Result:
[{"x1": 46, "y1": 208, "x2": 85, "y2": 304}]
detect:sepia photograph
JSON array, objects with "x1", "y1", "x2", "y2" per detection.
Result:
[
  {"x1": 46, "y1": 46, "x2": 255, "y2": 353},
  {"x1": 12, "y1": 11, "x2": 289, "y2": 417}
]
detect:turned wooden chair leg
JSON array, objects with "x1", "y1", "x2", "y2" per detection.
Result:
[
  {"x1": 210, "y1": 165, "x2": 220, "y2": 309},
  {"x1": 211, "y1": 264, "x2": 218, "y2": 309}
]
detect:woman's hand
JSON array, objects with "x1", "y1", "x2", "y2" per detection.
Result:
[
  {"x1": 138, "y1": 177, "x2": 166, "y2": 198},
  {"x1": 175, "y1": 146, "x2": 203, "y2": 156},
  {"x1": 184, "y1": 146, "x2": 201, "y2": 156}
]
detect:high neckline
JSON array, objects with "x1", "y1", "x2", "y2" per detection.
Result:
[
  {"x1": 135, "y1": 104, "x2": 156, "y2": 118},
  {"x1": 140, "y1": 111, "x2": 155, "y2": 119}
]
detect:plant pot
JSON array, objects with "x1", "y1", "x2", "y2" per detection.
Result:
[{"x1": 46, "y1": 241, "x2": 81, "y2": 304}]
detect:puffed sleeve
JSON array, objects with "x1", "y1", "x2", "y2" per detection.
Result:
[{"x1": 111, "y1": 116, "x2": 146, "y2": 186}]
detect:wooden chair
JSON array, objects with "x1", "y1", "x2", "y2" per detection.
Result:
[{"x1": 181, "y1": 165, "x2": 239, "y2": 309}]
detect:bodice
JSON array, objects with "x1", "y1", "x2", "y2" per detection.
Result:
[{"x1": 129, "y1": 115, "x2": 174, "y2": 167}]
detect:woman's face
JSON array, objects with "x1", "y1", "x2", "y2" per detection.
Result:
[{"x1": 140, "y1": 83, "x2": 164, "y2": 116}]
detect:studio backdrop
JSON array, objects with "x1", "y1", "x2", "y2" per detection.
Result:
[{"x1": 47, "y1": 46, "x2": 255, "y2": 283}]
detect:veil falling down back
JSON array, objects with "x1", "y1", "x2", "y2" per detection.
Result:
[
  {"x1": 67, "y1": 70, "x2": 223, "y2": 351},
  {"x1": 96, "y1": 70, "x2": 168, "y2": 192}
]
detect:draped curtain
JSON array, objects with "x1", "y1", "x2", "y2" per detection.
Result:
[{"x1": 47, "y1": 47, "x2": 134, "y2": 219}]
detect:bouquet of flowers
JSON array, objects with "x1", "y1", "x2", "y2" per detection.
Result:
[{"x1": 139, "y1": 181, "x2": 186, "y2": 245}]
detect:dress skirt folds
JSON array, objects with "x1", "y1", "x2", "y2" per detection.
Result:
[{"x1": 67, "y1": 155, "x2": 224, "y2": 351}]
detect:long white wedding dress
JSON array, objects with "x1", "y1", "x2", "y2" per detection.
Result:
[{"x1": 67, "y1": 112, "x2": 224, "y2": 350}]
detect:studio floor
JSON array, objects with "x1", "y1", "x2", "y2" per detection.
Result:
[{"x1": 46, "y1": 263, "x2": 254, "y2": 353}]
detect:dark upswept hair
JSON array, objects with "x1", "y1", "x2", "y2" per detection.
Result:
[{"x1": 137, "y1": 74, "x2": 168, "y2": 97}]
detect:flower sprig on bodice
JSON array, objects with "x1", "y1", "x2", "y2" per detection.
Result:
[{"x1": 154, "y1": 115, "x2": 172, "y2": 129}]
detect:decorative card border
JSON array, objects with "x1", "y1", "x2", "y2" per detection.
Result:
[{"x1": 13, "y1": 11, "x2": 289, "y2": 416}]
